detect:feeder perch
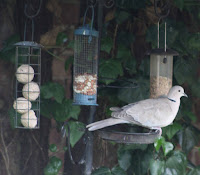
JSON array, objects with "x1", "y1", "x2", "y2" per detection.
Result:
[
  {"x1": 14, "y1": 41, "x2": 41, "y2": 129},
  {"x1": 148, "y1": 48, "x2": 178, "y2": 98},
  {"x1": 73, "y1": 7, "x2": 99, "y2": 106}
]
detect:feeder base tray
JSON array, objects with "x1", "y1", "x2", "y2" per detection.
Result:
[
  {"x1": 97, "y1": 126, "x2": 160, "y2": 144},
  {"x1": 73, "y1": 93, "x2": 98, "y2": 106}
]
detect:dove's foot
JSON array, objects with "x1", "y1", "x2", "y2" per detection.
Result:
[{"x1": 150, "y1": 127, "x2": 162, "y2": 136}]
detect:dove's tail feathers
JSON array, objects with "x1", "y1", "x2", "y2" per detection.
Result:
[
  {"x1": 86, "y1": 118, "x2": 129, "y2": 131},
  {"x1": 110, "y1": 107, "x2": 122, "y2": 112}
]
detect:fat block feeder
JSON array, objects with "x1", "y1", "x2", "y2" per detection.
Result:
[
  {"x1": 73, "y1": 6, "x2": 99, "y2": 106},
  {"x1": 14, "y1": 41, "x2": 41, "y2": 129}
]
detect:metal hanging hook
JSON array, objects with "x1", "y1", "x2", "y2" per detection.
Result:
[
  {"x1": 24, "y1": 0, "x2": 43, "y2": 19},
  {"x1": 154, "y1": 0, "x2": 170, "y2": 19},
  {"x1": 155, "y1": 0, "x2": 170, "y2": 50},
  {"x1": 61, "y1": 122, "x2": 86, "y2": 165}
]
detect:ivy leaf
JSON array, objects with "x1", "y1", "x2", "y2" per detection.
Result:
[
  {"x1": 117, "y1": 32, "x2": 135, "y2": 47},
  {"x1": 53, "y1": 99, "x2": 70, "y2": 122},
  {"x1": 162, "y1": 142, "x2": 174, "y2": 156},
  {"x1": 117, "y1": 76, "x2": 149, "y2": 103},
  {"x1": 188, "y1": 33, "x2": 200, "y2": 51},
  {"x1": 117, "y1": 45, "x2": 137, "y2": 75},
  {"x1": 150, "y1": 159, "x2": 165, "y2": 175},
  {"x1": 44, "y1": 156, "x2": 62, "y2": 175},
  {"x1": 154, "y1": 136, "x2": 165, "y2": 152},
  {"x1": 177, "y1": 126, "x2": 198, "y2": 154},
  {"x1": 65, "y1": 121, "x2": 85, "y2": 147},
  {"x1": 174, "y1": 57, "x2": 195, "y2": 85},
  {"x1": 117, "y1": 148, "x2": 132, "y2": 171},
  {"x1": 187, "y1": 166, "x2": 200, "y2": 175},
  {"x1": 40, "y1": 99, "x2": 55, "y2": 119},
  {"x1": 50, "y1": 156, "x2": 62, "y2": 170},
  {"x1": 115, "y1": 11, "x2": 130, "y2": 24},
  {"x1": 111, "y1": 166, "x2": 127, "y2": 175},
  {"x1": 41, "y1": 82, "x2": 65, "y2": 104},
  {"x1": 101, "y1": 37, "x2": 113, "y2": 53},
  {"x1": 66, "y1": 99, "x2": 81, "y2": 120},
  {"x1": 0, "y1": 34, "x2": 20, "y2": 63},
  {"x1": 132, "y1": 149, "x2": 154, "y2": 175},
  {"x1": 99, "y1": 59, "x2": 123, "y2": 85},
  {"x1": 185, "y1": 111, "x2": 197, "y2": 122},
  {"x1": 91, "y1": 167, "x2": 112, "y2": 175},
  {"x1": 56, "y1": 32, "x2": 68, "y2": 46},
  {"x1": 173, "y1": 0, "x2": 185, "y2": 10},
  {"x1": 164, "y1": 151, "x2": 187, "y2": 175},
  {"x1": 49, "y1": 144, "x2": 57, "y2": 152},
  {"x1": 162, "y1": 122, "x2": 182, "y2": 140}
]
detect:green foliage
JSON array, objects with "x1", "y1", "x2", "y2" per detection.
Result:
[
  {"x1": 117, "y1": 45, "x2": 137, "y2": 75},
  {"x1": 91, "y1": 166, "x2": 127, "y2": 175},
  {"x1": 44, "y1": 156, "x2": 62, "y2": 175},
  {"x1": 154, "y1": 137, "x2": 174, "y2": 156},
  {"x1": 115, "y1": 11, "x2": 130, "y2": 24},
  {"x1": 41, "y1": 82, "x2": 65, "y2": 104},
  {"x1": 41, "y1": 98, "x2": 80, "y2": 122},
  {"x1": 174, "y1": 56, "x2": 197, "y2": 85},
  {"x1": 0, "y1": 34, "x2": 20, "y2": 63},
  {"x1": 117, "y1": 76, "x2": 149, "y2": 103},
  {"x1": 64, "y1": 121, "x2": 85, "y2": 147},
  {"x1": 56, "y1": 32, "x2": 68, "y2": 46},
  {"x1": 187, "y1": 167, "x2": 200, "y2": 175},
  {"x1": 150, "y1": 151, "x2": 187, "y2": 175},
  {"x1": 101, "y1": 36, "x2": 113, "y2": 53},
  {"x1": 162, "y1": 122, "x2": 183, "y2": 140},
  {"x1": 177, "y1": 126, "x2": 198, "y2": 154},
  {"x1": 146, "y1": 20, "x2": 179, "y2": 49},
  {"x1": 99, "y1": 58, "x2": 123, "y2": 84},
  {"x1": 150, "y1": 159, "x2": 165, "y2": 175},
  {"x1": 173, "y1": 0, "x2": 185, "y2": 11},
  {"x1": 49, "y1": 144, "x2": 57, "y2": 152}
]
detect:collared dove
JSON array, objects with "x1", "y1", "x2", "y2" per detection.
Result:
[{"x1": 86, "y1": 86, "x2": 187, "y2": 135}]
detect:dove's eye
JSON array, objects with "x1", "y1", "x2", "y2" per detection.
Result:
[{"x1": 178, "y1": 90, "x2": 181, "y2": 92}]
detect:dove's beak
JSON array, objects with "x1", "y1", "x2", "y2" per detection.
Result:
[{"x1": 183, "y1": 93, "x2": 188, "y2": 98}]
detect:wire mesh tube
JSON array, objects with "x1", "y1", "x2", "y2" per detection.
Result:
[{"x1": 73, "y1": 6, "x2": 99, "y2": 106}]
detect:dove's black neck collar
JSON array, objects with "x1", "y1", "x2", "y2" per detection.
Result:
[{"x1": 168, "y1": 98, "x2": 176, "y2": 102}]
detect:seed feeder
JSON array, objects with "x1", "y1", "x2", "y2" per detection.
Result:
[
  {"x1": 148, "y1": 22, "x2": 178, "y2": 98},
  {"x1": 13, "y1": 7, "x2": 41, "y2": 129},
  {"x1": 73, "y1": 6, "x2": 99, "y2": 106}
]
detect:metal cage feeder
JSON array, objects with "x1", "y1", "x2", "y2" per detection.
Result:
[
  {"x1": 14, "y1": 41, "x2": 41, "y2": 129},
  {"x1": 73, "y1": 6, "x2": 99, "y2": 106}
]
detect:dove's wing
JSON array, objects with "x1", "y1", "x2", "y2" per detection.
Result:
[
  {"x1": 125, "y1": 98, "x2": 174, "y2": 128},
  {"x1": 111, "y1": 98, "x2": 174, "y2": 128}
]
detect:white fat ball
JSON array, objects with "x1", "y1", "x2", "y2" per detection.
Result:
[
  {"x1": 13, "y1": 97, "x2": 32, "y2": 114},
  {"x1": 21, "y1": 110, "x2": 37, "y2": 128},
  {"x1": 16, "y1": 64, "x2": 34, "y2": 84},
  {"x1": 22, "y1": 82, "x2": 40, "y2": 101}
]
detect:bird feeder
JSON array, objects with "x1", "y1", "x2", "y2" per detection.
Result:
[
  {"x1": 14, "y1": 41, "x2": 41, "y2": 129},
  {"x1": 73, "y1": 6, "x2": 99, "y2": 105},
  {"x1": 149, "y1": 48, "x2": 178, "y2": 98}
]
